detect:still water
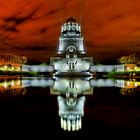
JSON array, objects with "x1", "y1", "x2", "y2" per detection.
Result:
[{"x1": 0, "y1": 76, "x2": 140, "y2": 136}]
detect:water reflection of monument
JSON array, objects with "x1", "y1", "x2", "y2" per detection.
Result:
[
  {"x1": 50, "y1": 77, "x2": 93, "y2": 131},
  {"x1": 1, "y1": 77, "x2": 140, "y2": 97},
  {"x1": 1, "y1": 77, "x2": 140, "y2": 131}
]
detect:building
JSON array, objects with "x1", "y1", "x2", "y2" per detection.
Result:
[
  {"x1": 115, "y1": 64, "x2": 136, "y2": 72},
  {"x1": 21, "y1": 17, "x2": 139, "y2": 74},
  {"x1": 0, "y1": 54, "x2": 27, "y2": 71},
  {"x1": 50, "y1": 17, "x2": 93, "y2": 76}
]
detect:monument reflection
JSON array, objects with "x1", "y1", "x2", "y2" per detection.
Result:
[
  {"x1": 51, "y1": 77, "x2": 93, "y2": 131},
  {"x1": 0, "y1": 76, "x2": 140, "y2": 131}
]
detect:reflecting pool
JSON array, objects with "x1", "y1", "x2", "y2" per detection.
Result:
[{"x1": 0, "y1": 76, "x2": 140, "y2": 136}]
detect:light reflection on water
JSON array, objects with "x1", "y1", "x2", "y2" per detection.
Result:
[{"x1": 0, "y1": 76, "x2": 140, "y2": 131}]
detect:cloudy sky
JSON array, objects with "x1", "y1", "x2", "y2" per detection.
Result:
[{"x1": 0, "y1": 0, "x2": 140, "y2": 63}]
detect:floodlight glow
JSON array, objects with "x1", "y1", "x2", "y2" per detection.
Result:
[
  {"x1": 4, "y1": 81, "x2": 7, "y2": 88},
  {"x1": 11, "y1": 80, "x2": 14, "y2": 86},
  {"x1": 4, "y1": 65, "x2": 7, "y2": 70}
]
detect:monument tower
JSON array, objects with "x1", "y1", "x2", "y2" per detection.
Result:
[{"x1": 50, "y1": 17, "x2": 93, "y2": 76}]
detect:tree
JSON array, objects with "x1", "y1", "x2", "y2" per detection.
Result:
[{"x1": 118, "y1": 54, "x2": 139, "y2": 64}]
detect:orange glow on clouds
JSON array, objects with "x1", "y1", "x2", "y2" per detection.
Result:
[{"x1": 0, "y1": 0, "x2": 140, "y2": 62}]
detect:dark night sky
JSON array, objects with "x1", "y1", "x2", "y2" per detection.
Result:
[{"x1": 0, "y1": 0, "x2": 140, "y2": 63}]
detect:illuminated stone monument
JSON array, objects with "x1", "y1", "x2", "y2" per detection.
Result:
[{"x1": 50, "y1": 17, "x2": 93, "y2": 76}]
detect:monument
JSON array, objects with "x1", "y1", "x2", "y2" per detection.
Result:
[{"x1": 50, "y1": 17, "x2": 93, "y2": 76}]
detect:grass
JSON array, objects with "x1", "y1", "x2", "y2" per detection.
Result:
[
  {"x1": 0, "y1": 70, "x2": 54, "y2": 77},
  {"x1": 107, "y1": 71, "x2": 140, "y2": 79},
  {"x1": 0, "y1": 70, "x2": 38, "y2": 76}
]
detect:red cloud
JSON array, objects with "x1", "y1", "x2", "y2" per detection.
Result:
[{"x1": 0, "y1": 0, "x2": 140, "y2": 62}]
